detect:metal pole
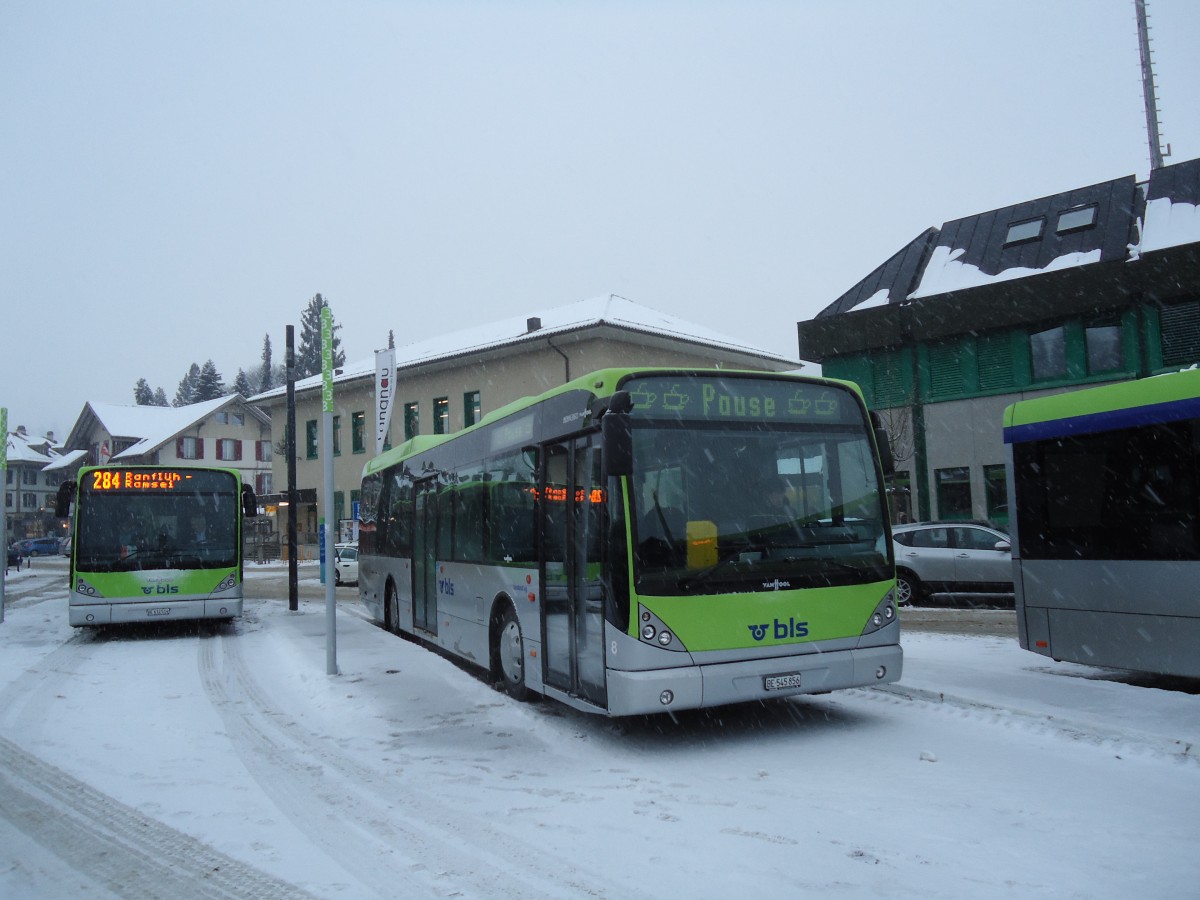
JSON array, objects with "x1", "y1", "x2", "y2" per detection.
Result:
[
  {"x1": 320, "y1": 303, "x2": 337, "y2": 675},
  {"x1": 1136, "y1": 0, "x2": 1165, "y2": 171},
  {"x1": 286, "y1": 325, "x2": 299, "y2": 611}
]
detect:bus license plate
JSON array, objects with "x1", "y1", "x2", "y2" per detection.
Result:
[
  {"x1": 147, "y1": 608, "x2": 171, "y2": 616},
  {"x1": 764, "y1": 672, "x2": 803, "y2": 691}
]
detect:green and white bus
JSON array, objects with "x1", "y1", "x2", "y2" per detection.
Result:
[
  {"x1": 357, "y1": 368, "x2": 901, "y2": 716},
  {"x1": 56, "y1": 465, "x2": 258, "y2": 627},
  {"x1": 1004, "y1": 368, "x2": 1200, "y2": 677}
]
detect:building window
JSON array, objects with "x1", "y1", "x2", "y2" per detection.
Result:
[
  {"x1": 1160, "y1": 299, "x2": 1200, "y2": 367},
  {"x1": 1056, "y1": 204, "x2": 1097, "y2": 234},
  {"x1": 404, "y1": 402, "x2": 419, "y2": 440},
  {"x1": 333, "y1": 415, "x2": 341, "y2": 456},
  {"x1": 1030, "y1": 326, "x2": 1066, "y2": 381},
  {"x1": 177, "y1": 436, "x2": 204, "y2": 460},
  {"x1": 1005, "y1": 216, "x2": 1044, "y2": 246},
  {"x1": 936, "y1": 466, "x2": 972, "y2": 520},
  {"x1": 256, "y1": 472, "x2": 272, "y2": 495},
  {"x1": 306, "y1": 420, "x2": 318, "y2": 459},
  {"x1": 334, "y1": 491, "x2": 345, "y2": 524},
  {"x1": 1085, "y1": 321, "x2": 1123, "y2": 374},
  {"x1": 23, "y1": 469, "x2": 37, "y2": 485},
  {"x1": 23, "y1": 492, "x2": 37, "y2": 508},
  {"x1": 433, "y1": 397, "x2": 449, "y2": 435},
  {"x1": 984, "y1": 464, "x2": 1008, "y2": 528},
  {"x1": 256, "y1": 440, "x2": 273, "y2": 462},
  {"x1": 352, "y1": 411, "x2": 366, "y2": 454},
  {"x1": 464, "y1": 391, "x2": 481, "y2": 427},
  {"x1": 216, "y1": 438, "x2": 242, "y2": 461}
]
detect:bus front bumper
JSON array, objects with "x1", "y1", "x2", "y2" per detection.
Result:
[
  {"x1": 69, "y1": 598, "x2": 243, "y2": 627},
  {"x1": 604, "y1": 644, "x2": 903, "y2": 716}
]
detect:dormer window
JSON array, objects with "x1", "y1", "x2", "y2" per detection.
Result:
[
  {"x1": 1004, "y1": 216, "x2": 1044, "y2": 246},
  {"x1": 1056, "y1": 204, "x2": 1097, "y2": 234}
]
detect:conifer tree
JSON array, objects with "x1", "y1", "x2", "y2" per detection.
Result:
[
  {"x1": 174, "y1": 363, "x2": 200, "y2": 407},
  {"x1": 152, "y1": 387, "x2": 169, "y2": 407},
  {"x1": 258, "y1": 333, "x2": 274, "y2": 392},
  {"x1": 134, "y1": 378, "x2": 155, "y2": 405},
  {"x1": 296, "y1": 293, "x2": 345, "y2": 379},
  {"x1": 232, "y1": 368, "x2": 253, "y2": 397},
  {"x1": 194, "y1": 360, "x2": 225, "y2": 402}
]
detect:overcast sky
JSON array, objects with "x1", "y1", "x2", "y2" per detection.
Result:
[{"x1": 3, "y1": 0, "x2": 1199, "y2": 441}]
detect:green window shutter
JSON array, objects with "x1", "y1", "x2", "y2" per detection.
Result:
[
  {"x1": 928, "y1": 341, "x2": 964, "y2": 400},
  {"x1": 872, "y1": 351, "x2": 909, "y2": 408},
  {"x1": 977, "y1": 332, "x2": 1013, "y2": 392},
  {"x1": 1161, "y1": 300, "x2": 1200, "y2": 366}
]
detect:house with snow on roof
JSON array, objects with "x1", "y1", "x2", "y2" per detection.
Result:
[
  {"x1": 250, "y1": 293, "x2": 800, "y2": 543},
  {"x1": 5, "y1": 425, "x2": 70, "y2": 541},
  {"x1": 797, "y1": 156, "x2": 1200, "y2": 527},
  {"x1": 60, "y1": 395, "x2": 273, "y2": 498}
]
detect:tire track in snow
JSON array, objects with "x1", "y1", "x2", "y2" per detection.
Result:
[
  {"x1": 862, "y1": 684, "x2": 1198, "y2": 765},
  {"x1": 199, "y1": 628, "x2": 646, "y2": 899},
  {"x1": 0, "y1": 734, "x2": 318, "y2": 900}
]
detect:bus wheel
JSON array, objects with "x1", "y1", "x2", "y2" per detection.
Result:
[
  {"x1": 494, "y1": 604, "x2": 528, "y2": 701},
  {"x1": 895, "y1": 570, "x2": 923, "y2": 607},
  {"x1": 383, "y1": 582, "x2": 396, "y2": 633}
]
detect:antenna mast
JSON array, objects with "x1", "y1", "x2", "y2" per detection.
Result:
[{"x1": 1135, "y1": 0, "x2": 1170, "y2": 170}]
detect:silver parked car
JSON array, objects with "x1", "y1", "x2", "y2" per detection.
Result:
[{"x1": 892, "y1": 522, "x2": 1013, "y2": 606}]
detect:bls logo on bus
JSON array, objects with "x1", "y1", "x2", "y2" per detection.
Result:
[
  {"x1": 141, "y1": 584, "x2": 179, "y2": 596},
  {"x1": 438, "y1": 577, "x2": 455, "y2": 596},
  {"x1": 748, "y1": 617, "x2": 809, "y2": 641}
]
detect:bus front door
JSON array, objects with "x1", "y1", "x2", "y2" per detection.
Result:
[
  {"x1": 413, "y1": 479, "x2": 438, "y2": 635},
  {"x1": 540, "y1": 438, "x2": 607, "y2": 708}
]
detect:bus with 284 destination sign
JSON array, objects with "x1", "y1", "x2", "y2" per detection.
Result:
[
  {"x1": 55, "y1": 465, "x2": 258, "y2": 628},
  {"x1": 1004, "y1": 367, "x2": 1200, "y2": 678},
  {"x1": 356, "y1": 368, "x2": 901, "y2": 716}
]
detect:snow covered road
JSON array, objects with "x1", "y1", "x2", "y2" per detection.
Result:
[{"x1": 1, "y1": 561, "x2": 1197, "y2": 898}]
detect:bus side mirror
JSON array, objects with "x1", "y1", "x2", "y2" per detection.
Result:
[
  {"x1": 55, "y1": 481, "x2": 76, "y2": 518},
  {"x1": 870, "y1": 411, "x2": 895, "y2": 476},
  {"x1": 241, "y1": 484, "x2": 258, "y2": 518},
  {"x1": 602, "y1": 390, "x2": 633, "y2": 478}
]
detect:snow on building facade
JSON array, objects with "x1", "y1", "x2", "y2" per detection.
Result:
[{"x1": 797, "y1": 156, "x2": 1200, "y2": 526}]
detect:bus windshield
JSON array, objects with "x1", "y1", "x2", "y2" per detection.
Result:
[
  {"x1": 75, "y1": 469, "x2": 240, "y2": 572},
  {"x1": 629, "y1": 423, "x2": 890, "y2": 594}
]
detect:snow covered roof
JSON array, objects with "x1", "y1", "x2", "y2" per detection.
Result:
[
  {"x1": 42, "y1": 449, "x2": 87, "y2": 471},
  {"x1": 63, "y1": 395, "x2": 266, "y2": 459},
  {"x1": 5, "y1": 430, "x2": 59, "y2": 466},
  {"x1": 818, "y1": 156, "x2": 1200, "y2": 317},
  {"x1": 251, "y1": 294, "x2": 799, "y2": 401}
]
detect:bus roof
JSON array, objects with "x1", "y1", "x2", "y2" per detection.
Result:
[{"x1": 1003, "y1": 367, "x2": 1200, "y2": 444}]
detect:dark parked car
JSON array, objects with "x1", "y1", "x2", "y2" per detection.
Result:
[
  {"x1": 6, "y1": 543, "x2": 19, "y2": 568},
  {"x1": 17, "y1": 537, "x2": 62, "y2": 557},
  {"x1": 892, "y1": 522, "x2": 1013, "y2": 606}
]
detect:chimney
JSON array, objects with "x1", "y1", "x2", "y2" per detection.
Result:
[{"x1": 527, "y1": 317, "x2": 542, "y2": 333}]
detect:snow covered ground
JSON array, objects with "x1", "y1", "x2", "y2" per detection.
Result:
[{"x1": 1, "y1": 560, "x2": 1197, "y2": 899}]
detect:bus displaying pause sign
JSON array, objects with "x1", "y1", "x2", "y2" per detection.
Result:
[{"x1": 622, "y1": 374, "x2": 857, "y2": 424}]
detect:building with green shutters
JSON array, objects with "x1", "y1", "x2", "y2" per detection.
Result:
[{"x1": 797, "y1": 157, "x2": 1200, "y2": 527}]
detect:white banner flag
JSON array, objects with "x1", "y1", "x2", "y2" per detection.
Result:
[{"x1": 375, "y1": 348, "x2": 396, "y2": 455}]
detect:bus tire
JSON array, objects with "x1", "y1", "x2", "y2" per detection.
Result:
[
  {"x1": 494, "y1": 603, "x2": 528, "y2": 701},
  {"x1": 384, "y1": 581, "x2": 396, "y2": 633},
  {"x1": 895, "y1": 569, "x2": 924, "y2": 607}
]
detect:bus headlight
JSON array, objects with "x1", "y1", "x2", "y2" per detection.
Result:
[
  {"x1": 642, "y1": 624, "x2": 656, "y2": 641},
  {"x1": 657, "y1": 630, "x2": 673, "y2": 647},
  {"x1": 660, "y1": 690, "x2": 674, "y2": 705}
]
